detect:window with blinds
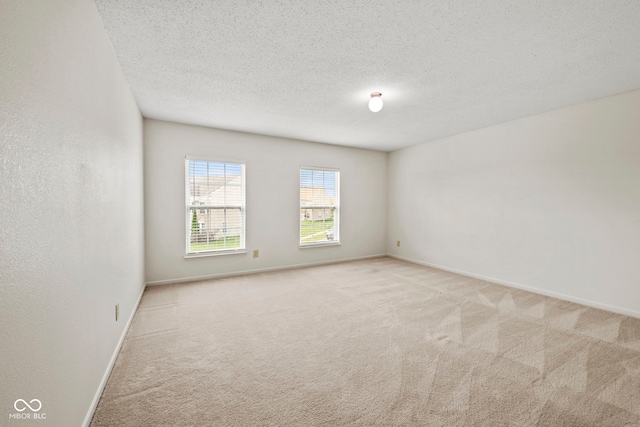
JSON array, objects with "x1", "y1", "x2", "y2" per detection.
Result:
[
  {"x1": 186, "y1": 158, "x2": 246, "y2": 255},
  {"x1": 300, "y1": 167, "x2": 340, "y2": 246}
]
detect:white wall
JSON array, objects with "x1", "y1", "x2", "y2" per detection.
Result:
[
  {"x1": 388, "y1": 89, "x2": 640, "y2": 317},
  {"x1": 0, "y1": 1, "x2": 144, "y2": 425},
  {"x1": 144, "y1": 119, "x2": 387, "y2": 284}
]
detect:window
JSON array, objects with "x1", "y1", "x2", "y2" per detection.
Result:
[
  {"x1": 186, "y1": 158, "x2": 246, "y2": 256},
  {"x1": 300, "y1": 167, "x2": 340, "y2": 246}
]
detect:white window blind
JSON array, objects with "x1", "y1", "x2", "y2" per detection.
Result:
[
  {"x1": 186, "y1": 159, "x2": 246, "y2": 255},
  {"x1": 300, "y1": 167, "x2": 340, "y2": 246}
]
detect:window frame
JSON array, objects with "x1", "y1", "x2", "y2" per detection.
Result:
[
  {"x1": 299, "y1": 166, "x2": 340, "y2": 248},
  {"x1": 185, "y1": 157, "x2": 247, "y2": 258}
]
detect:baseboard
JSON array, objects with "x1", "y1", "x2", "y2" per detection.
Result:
[
  {"x1": 82, "y1": 285, "x2": 146, "y2": 427},
  {"x1": 145, "y1": 253, "x2": 388, "y2": 286},
  {"x1": 388, "y1": 253, "x2": 640, "y2": 320}
]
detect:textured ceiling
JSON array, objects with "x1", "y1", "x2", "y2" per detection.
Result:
[{"x1": 93, "y1": 0, "x2": 640, "y2": 152}]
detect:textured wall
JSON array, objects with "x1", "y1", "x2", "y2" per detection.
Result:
[
  {"x1": 0, "y1": 0, "x2": 144, "y2": 425},
  {"x1": 388, "y1": 89, "x2": 640, "y2": 317},
  {"x1": 144, "y1": 119, "x2": 387, "y2": 284}
]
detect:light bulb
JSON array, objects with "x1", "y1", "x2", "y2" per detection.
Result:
[{"x1": 368, "y1": 92, "x2": 383, "y2": 112}]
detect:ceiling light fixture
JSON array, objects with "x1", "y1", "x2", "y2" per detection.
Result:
[{"x1": 368, "y1": 92, "x2": 383, "y2": 112}]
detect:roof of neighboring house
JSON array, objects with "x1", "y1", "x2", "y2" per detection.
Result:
[
  {"x1": 190, "y1": 175, "x2": 242, "y2": 204},
  {"x1": 300, "y1": 187, "x2": 334, "y2": 207},
  {"x1": 196, "y1": 176, "x2": 244, "y2": 205}
]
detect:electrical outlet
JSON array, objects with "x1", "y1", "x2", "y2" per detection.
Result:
[
  {"x1": 115, "y1": 303, "x2": 119, "y2": 321},
  {"x1": 396, "y1": 240, "x2": 401, "y2": 247},
  {"x1": 253, "y1": 249, "x2": 259, "y2": 258}
]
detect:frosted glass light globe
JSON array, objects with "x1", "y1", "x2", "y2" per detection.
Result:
[{"x1": 368, "y1": 93, "x2": 383, "y2": 112}]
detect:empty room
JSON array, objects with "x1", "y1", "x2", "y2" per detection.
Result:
[{"x1": 2, "y1": 0, "x2": 640, "y2": 426}]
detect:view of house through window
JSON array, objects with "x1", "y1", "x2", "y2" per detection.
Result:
[
  {"x1": 300, "y1": 168, "x2": 340, "y2": 245},
  {"x1": 186, "y1": 159, "x2": 246, "y2": 255}
]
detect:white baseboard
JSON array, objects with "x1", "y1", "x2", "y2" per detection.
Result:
[
  {"x1": 145, "y1": 253, "x2": 388, "y2": 286},
  {"x1": 388, "y1": 253, "x2": 640, "y2": 320},
  {"x1": 82, "y1": 285, "x2": 146, "y2": 427}
]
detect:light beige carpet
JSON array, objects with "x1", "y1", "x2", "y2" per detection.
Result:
[{"x1": 91, "y1": 257, "x2": 640, "y2": 426}]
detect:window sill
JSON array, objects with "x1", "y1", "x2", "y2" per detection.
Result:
[
  {"x1": 299, "y1": 242, "x2": 341, "y2": 249},
  {"x1": 185, "y1": 250, "x2": 247, "y2": 259}
]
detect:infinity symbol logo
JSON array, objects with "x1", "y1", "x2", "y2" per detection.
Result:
[{"x1": 14, "y1": 399, "x2": 42, "y2": 412}]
